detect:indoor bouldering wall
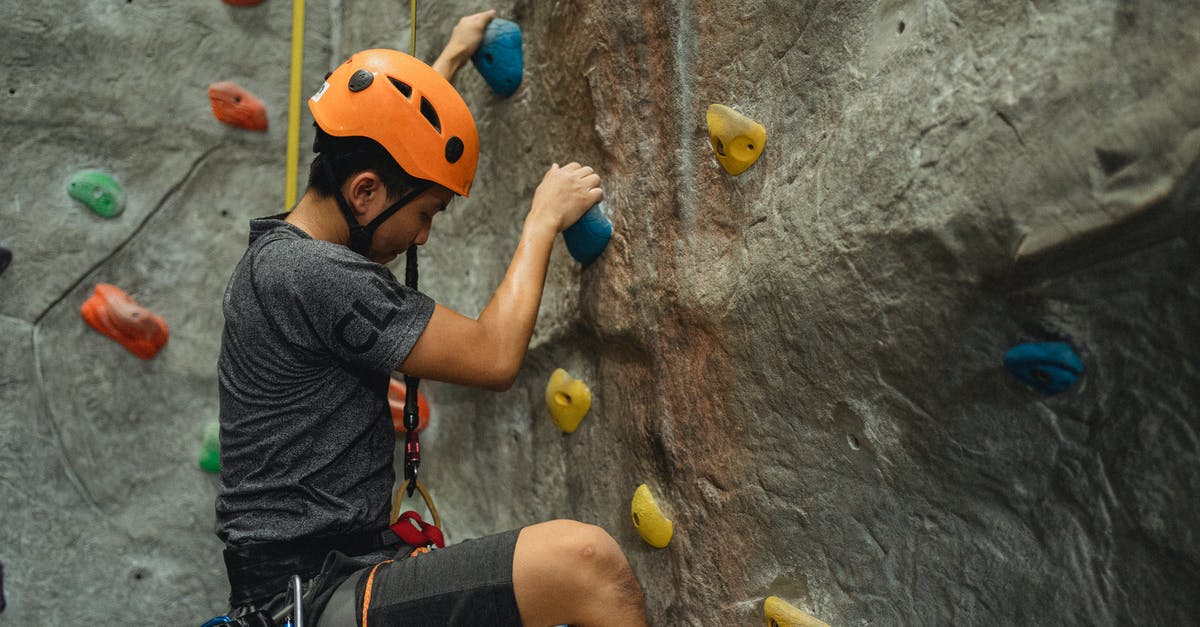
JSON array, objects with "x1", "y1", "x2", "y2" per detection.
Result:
[{"x1": 1, "y1": 1, "x2": 1198, "y2": 625}]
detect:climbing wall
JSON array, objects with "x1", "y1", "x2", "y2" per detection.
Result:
[
  {"x1": 1, "y1": 0, "x2": 1197, "y2": 624},
  {"x1": 0, "y1": 1, "x2": 334, "y2": 622}
]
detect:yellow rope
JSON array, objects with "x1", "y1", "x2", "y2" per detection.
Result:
[
  {"x1": 284, "y1": 0, "x2": 306, "y2": 211},
  {"x1": 392, "y1": 478, "x2": 443, "y2": 529},
  {"x1": 410, "y1": 0, "x2": 417, "y2": 56}
]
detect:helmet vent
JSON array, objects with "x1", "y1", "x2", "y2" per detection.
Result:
[
  {"x1": 388, "y1": 77, "x2": 412, "y2": 98},
  {"x1": 419, "y1": 97, "x2": 441, "y2": 134},
  {"x1": 445, "y1": 137, "x2": 464, "y2": 164}
]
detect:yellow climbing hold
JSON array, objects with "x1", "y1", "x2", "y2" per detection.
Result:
[
  {"x1": 706, "y1": 104, "x2": 767, "y2": 175},
  {"x1": 763, "y1": 596, "x2": 829, "y2": 627},
  {"x1": 544, "y1": 368, "x2": 592, "y2": 434},
  {"x1": 631, "y1": 484, "x2": 673, "y2": 548}
]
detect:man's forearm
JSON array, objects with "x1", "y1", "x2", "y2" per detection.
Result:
[{"x1": 475, "y1": 217, "x2": 557, "y2": 384}]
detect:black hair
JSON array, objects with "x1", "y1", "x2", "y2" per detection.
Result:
[{"x1": 307, "y1": 126, "x2": 420, "y2": 202}]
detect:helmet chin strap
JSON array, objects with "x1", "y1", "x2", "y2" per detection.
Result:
[{"x1": 321, "y1": 157, "x2": 432, "y2": 256}]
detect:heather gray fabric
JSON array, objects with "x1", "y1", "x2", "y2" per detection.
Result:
[
  {"x1": 319, "y1": 529, "x2": 523, "y2": 627},
  {"x1": 215, "y1": 215, "x2": 434, "y2": 547}
]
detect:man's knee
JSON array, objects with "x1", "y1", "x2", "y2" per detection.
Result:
[
  {"x1": 514, "y1": 520, "x2": 647, "y2": 626},
  {"x1": 518, "y1": 520, "x2": 635, "y2": 589},
  {"x1": 561, "y1": 520, "x2": 623, "y2": 567}
]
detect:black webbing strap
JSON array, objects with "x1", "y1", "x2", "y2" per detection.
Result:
[
  {"x1": 223, "y1": 528, "x2": 405, "y2": 607},
  {"x1": 403, "y1": 246, "x2": 422, "y2": 497}
]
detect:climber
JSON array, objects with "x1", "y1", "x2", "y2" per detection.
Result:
[{"x1": 212, "y1": 9, "x2": 648, "y2": 627}]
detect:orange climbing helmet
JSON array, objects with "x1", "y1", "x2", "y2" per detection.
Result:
[{"x1": 309, "y1": 49, "x2": 478, "y2": 197}]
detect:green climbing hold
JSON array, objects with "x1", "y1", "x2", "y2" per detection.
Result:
[
  {"x1": 68, "y1": 170, "x2": 126, "y2": 218},
  {"x1": 198, "y1": 419, "x2": 221, "y2": 473}
]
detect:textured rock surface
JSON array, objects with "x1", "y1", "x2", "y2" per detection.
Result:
[{"x1": 1, "y1": 0, "x2": 1197, "y2": 624}]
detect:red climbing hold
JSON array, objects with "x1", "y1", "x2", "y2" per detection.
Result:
[
  {"x1": 80, "y1": 284, "x2": 169, "y2": 360},
  {"x1": 207, "y1": 81, "x2": 268, "y2": 131},
  {"x1": 389, "y1": 376, "x2": 430, "y2": 434}
]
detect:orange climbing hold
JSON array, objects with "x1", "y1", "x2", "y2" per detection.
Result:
[
  {"x1": 81, "y1": 284, "x2": 169, "y2": 359},
  {"x1": 389, "y1": 377, "x2": 430, "y2": 434},
  {"x1": 207, "y1": 81, "x2": 268, "y2": 131}
]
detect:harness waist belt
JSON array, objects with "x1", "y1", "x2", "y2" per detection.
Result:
[{"x1": 224, "y1": 527, "x2": 405, "y2": 607}]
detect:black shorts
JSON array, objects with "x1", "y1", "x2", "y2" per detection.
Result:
[{"x1": 316, "y1": 528, "x2": 523, "y2": 627}]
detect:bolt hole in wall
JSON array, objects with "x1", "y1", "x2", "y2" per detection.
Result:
[{"x1": 898, "y1": 19, "x2": 906, "y2": 33}]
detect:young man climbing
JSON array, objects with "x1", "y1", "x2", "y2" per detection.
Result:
[{"x1": 213, "y1": 10, "x2": 649, "y2": 627}]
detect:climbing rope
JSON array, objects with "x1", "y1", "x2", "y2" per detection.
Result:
[
  {"x1": 284, "y1": 0, "x2": 306, "y2": 210},
  {"x1": 401, "y1": 0, "x2": 427, "y2": 506}
]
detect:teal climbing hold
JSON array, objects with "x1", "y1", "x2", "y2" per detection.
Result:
[
  {"x1": 0, "y1": 246, "x2": 11, "y2": 276},
  {"x1": 1003, "y1": 342, "x2": 1084, "y2": 395},
  {"x1": 68, "y1": 170, "x2": 126, "y2": 218},
  {"x1": 562, "y1": 202, "x2": 612, "y2": 264},
  {"x1": 198, "y1": 419, "x2": 221, "y2": 473},
  {"x1": 471, "y1": 18, "x2": 523, "y2": 97}
]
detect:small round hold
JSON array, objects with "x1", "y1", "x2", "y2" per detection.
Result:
[
  {"x1": 445, "y1": 136, "x2": 465, "y2": 164},
  {"x1": 348, "y1": 69, "x2": 375, "y2": 92},
  {"x1": 1003, "y1": 341, "x2": 1084, "y2": 396}
]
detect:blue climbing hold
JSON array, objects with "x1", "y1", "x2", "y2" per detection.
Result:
[
  {"x1": 471, "y1": 18, "x2": 523, "y2": 97},
  {"x1": 563, "y1": 202, "x2": 612, "y2": 264},
  {"x1": 1003, "y1": 342, "x2": 1084, "y2": 395},
  {"x1": 0, "y1": 246, "x2": 11, "y2": 277}
]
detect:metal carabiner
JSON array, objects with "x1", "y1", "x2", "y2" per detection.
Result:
[{"x1": 271, "y1": 575, "x2": 304, "y2": 627}]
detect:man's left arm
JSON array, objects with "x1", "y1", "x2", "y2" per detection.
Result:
[{"x1": 432, "y1": 10, "x2": 497, "y2": 82}]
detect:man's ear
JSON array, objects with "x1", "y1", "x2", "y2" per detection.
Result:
[{"x1": 346, "y1": 171, "x2": 383, "y2": 217}]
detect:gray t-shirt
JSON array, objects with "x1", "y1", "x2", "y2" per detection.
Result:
[{"x1": 215, "y1": 216, "x2": 434, "y2": 547}]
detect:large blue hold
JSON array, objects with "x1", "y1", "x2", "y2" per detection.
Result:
[
  {"x1": 1003, "y1": 342, "x2": 1085, "y2": 395},
  {"x1": 471, "y1": 18, "x2": 523, "y2": 97},
  {"x1": 563, "y1": 202, "x2": 612, "y2": 264}
]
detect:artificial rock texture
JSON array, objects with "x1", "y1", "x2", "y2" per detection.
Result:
[{"x1": 1, "y1": 1, "x2": 1197, "y2": 625}]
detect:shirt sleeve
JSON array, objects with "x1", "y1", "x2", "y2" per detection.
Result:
[{"x1": 254, "y1": 239, "x2": 435, "y2": 373}]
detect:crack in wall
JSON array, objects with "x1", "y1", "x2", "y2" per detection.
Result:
[
  {"x1": 33, "y1": 144, "x2": 223, "y2": 325},
  {"x1": 673, "y1": 0, "x2": 697, "y2": 235},
  {"x1": 31, "y1": 323, "x2": 100, "y2": 513}
]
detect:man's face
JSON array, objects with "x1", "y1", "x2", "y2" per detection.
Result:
[{"x1": 365, "y1": 185, "x2": 454, "y2": 265}]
